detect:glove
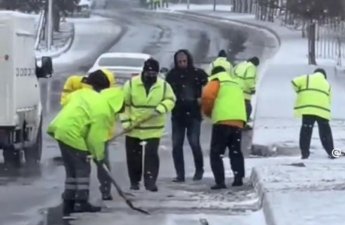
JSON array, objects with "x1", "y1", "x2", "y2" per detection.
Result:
[{"x1": 122, "y1": 122, "x2": 132, "y2": 130}]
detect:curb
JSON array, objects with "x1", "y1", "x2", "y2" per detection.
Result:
[
  {"x1": 51, "y1": 22, "x2": 75, "y2": 59},
  {"x1": 35, "y1": 22, "x2": 75, "y2": 60},
  {"x1": 250, "y1": 167, "x2": 277, "y2": 225}
]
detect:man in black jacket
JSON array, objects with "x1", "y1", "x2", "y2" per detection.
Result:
[{"x1": 166, "y1": 49, "x2": 208, "y2": 182}]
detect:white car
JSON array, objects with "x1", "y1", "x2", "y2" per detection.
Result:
[
  {"x1": 76, "y1": 0, "x2": 93, "y2": 18},
  {"x1": 88, "y1": 52, "x2": 152, "y2": 85}
]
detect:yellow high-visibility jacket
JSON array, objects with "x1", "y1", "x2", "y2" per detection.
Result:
[{"x1": 48, "y1": 87, "x2": 113, "y2": 161}]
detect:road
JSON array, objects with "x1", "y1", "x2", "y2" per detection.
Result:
[{"x1": 0, "y1": 0, "x2": 277, "y2": 225}]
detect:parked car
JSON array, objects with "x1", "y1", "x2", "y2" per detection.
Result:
[
  {"x1": 88, "y1": 52, "x2": 152, "y2": 85},
  {"x1": 75, "y1": 0, "x2": 93, "y2": 18}
]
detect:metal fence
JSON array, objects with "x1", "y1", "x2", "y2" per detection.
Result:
[{"x1": 315, "y1": 19, "x2": 345, "y2": 66}]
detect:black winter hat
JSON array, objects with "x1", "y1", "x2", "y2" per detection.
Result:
[
  {"x1": 85, "y1": 69, "x2": 110, "y2": 91},
  {"x1": 143, "y1": 58, "x2": 160, "y2": 73},
  {"x1": 211, "y1": 66, "x2": 226, "y2": 75},
  {"x1": 248, "y1": 56, "x2": 260, "y2": 66},
  {"x1": 218, "y1": 49, "x2": 227, "y2": 57},
  {"x1": 314, "y1": 68, "x2": 327, "y2": 78}
]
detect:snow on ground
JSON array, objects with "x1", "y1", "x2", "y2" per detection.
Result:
[
  {"x1": 71, "y1": 210, "x2": 266, "y2": 225},
  {"x1": 252, "y1": 158, "x2": 345, "y2": 225},
  {"x1": 155, "y1": 6, "x2": 345, "y2": 225},
  {"x1": 52, "y1": 15, "x2": 122, "y2": 67}
]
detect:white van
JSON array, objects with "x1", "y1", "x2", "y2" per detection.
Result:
[{"x1": 0, "y1": 11, "x2": 53, "y2": 167}]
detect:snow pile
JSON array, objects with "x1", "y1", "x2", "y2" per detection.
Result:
[
  {"x1": 252, "y1": 160, "x2": 345, "y2": 192},
  {"x1": 251, "y1": 160, "x2": 345, "y2": 225}
]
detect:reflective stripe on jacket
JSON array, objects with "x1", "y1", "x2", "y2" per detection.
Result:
[
  {"x1": 119, "y1": 76, "x2": 176, "y2": 139},
  {"x1": 292, "y1": 72, "x2": 331, "y2": 120}
]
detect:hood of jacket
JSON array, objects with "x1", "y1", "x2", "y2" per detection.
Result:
[{"x1": 173, "y1": 49, "x2": 194, "y2": 69}]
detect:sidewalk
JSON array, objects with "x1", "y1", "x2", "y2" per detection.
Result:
[
  {"x1": 157, "y1": 5, "x2": 345, "y2": 225},
  {"x1": 35, "y1": 19, "x2": 74, "y2": 59}
]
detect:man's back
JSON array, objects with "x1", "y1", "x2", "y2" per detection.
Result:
[{"x1": 49, "y1": 88, "x2": 111, "y2": 151}]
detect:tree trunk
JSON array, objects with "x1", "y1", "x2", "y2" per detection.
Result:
[
  {"x1": 244, "y1": 0, "x2": 248, "y2": 13},
  {"x1": 308, "y1": 21, "x2": 317, "y2": 65},
  {"x1": 233, "y1": 0, "x2": 237, "y2": 12}
]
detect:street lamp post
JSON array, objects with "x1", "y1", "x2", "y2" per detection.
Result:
[{"x1": 47, "y1": 0, "x2": 53, "y2": 51}]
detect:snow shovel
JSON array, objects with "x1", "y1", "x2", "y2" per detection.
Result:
[
  {"x1": 109, "y1": 115, "x2": 155, "y2": 142},
  {"x1": 100, "y1": 163, "x2": 150, "y2": 215}
]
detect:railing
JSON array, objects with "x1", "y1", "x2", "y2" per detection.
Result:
[{"x1": 315, "y1": 19, "x2": 345, "y2": 66}]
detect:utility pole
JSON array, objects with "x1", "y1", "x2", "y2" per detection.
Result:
[
  {"x1": 187, "y1": 0, "x2": 190, "y2": 10},
  {"x1": 47, "y1": 0, "x2": 53, "y2": 50}
]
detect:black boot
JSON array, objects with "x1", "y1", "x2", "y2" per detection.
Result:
[
  {"x1": 193, "y1": 170, "x2": 204, "y2": 181},
  {"x1": 130, "y1": 183, "x2": 140, "y2": 190},
  {"x1": 62, "y1": 200, "x2": 75, "y2": 218},
  {"x1": 145, "y1": 184, "x2": 158, "y2": 192},
  {"x1": 232, "y1": 176, "x2": 243, "y2": 186},
  {"x1": 210, "y1": 183, "x2": 227, "y2": 190},
  {"x1": 102, "y1": 193, "x2": 113, "y2": 201},
  {"x1": 74, "y1": 200, "x2": 101, "y2": 213},
  {"x1": 172, "y1": 177, "x2": 185, "y2": 183}
]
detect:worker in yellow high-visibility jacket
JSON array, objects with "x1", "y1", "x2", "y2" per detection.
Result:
[
  {"x1": 59, "y1": 69, "x2": 122, "y2": 201},
  {"x1": 291, "y1": 68, "x2": 335, "y2": 159},
  {"x1": 47, "y1": 70, "x2": 112, "y2": 217}
]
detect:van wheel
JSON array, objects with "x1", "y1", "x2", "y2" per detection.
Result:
[
  {"x1": 24, "y1": 122, "x2": 43, "y2": 165},
  {"x1": 3, "y1": 146, "x2": 22, "y2": 168}
]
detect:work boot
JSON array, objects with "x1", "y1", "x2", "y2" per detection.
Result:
[
  {"x1": 193, "y1": 170, "x2": 204, "y2": 181},
  {"x1": 74, "y1": 201, "x2": 101, "y2": 213},
  {"x1": 210, "y1": 183, "x2": 227, "y2": 190},
  {"x1": 232, "y1": 176, "x2": 243, "y2": 186},
  {"x1": 102, "y1": 193, "x2": 113, "y2": 201},
  {"x1": 301, "y1": 151, "x2": 310, "y2": 159},
  {"x1": 130, "y1": 183, "x2": 140, "y2": 190},
  {"x1": 62, "y1": 200, "x2": 75, "y2": 217},
  {"x1": 145, "y1": 184, "x2": 158, "y2": 192},
  {"x1": 172, "y1": 177, "x2": 185, "y2": 183}
]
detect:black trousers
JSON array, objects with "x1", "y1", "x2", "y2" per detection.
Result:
[
  {"x1": 299, "y1": 115, "x2": 334, "y2": 157},
  {"x1": 59, "y1": 141, "x2": 91, "y2": 201},
  {"x1": 172, "y1": 119, "x2": 204, "y2": 179},
  {"x1": 125, "y1": 136, "x2": 160, "y2": 188},
  {"x1": 210, "y1": 124, "x2": 245, "y2": 185},
  {"x1": 245, "y1": 99, "x2": 252, "y2": 121},
  {"x1": 96, "y1": 142, "x2": 111, "y2": 196}
]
